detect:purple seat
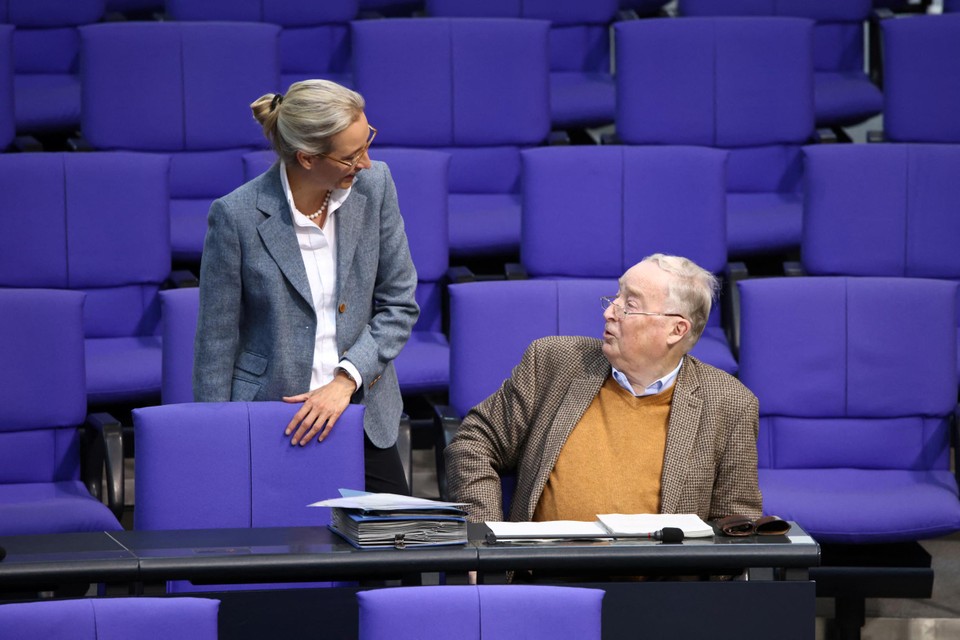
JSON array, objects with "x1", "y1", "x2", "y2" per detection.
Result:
[
  {"x1": 738, "y1": 276, "x2": 960, "y2": 543},
  {"x1": 79, "y1": 21, "x2": 280, "y2": 263},
  {"x1": 882, "y1": 14, "x2": 960, "y2": 143},
  {"x1": 160, "y1": 287, "x2": 200, "y2": 404},
  {"x1": 0, "y1": 289, "x2": 122, "y2": 535},
  {"x1": 0, "y1": 0, "x2": 105, "y2": 134},
  {"x1": 0, "y1": 152, "x2": 171, "y2": 406},
  {"x1": 358, "y1": 585, "x2": 603, "y2": 640},
  {"x1": 0, "y1": 24, "x2": 13, "y2": 149},
  {"x1": 803, "y1": 143, "x2": 960, "y2": 380},
  {"x1": 521, "y1": 145, "x2": 736, "y2": 374},
  {"x1": 615, "y1": 17, "x2": 815, "y2": 256},
  {"x1": 352, "y1": 18, "x2": 551, "y2": 258},
  {"x1": 680, "y1": 0, "x2": 882, "y2": 128},
  {"x1": 133, "y1": 401, "x2": 364, "y2": 591},
  {"x1": 0, "y1": 597, "x2": 219, "y2": 640},
  {"x1": 165, "y1": 0, "x2": 357, "y2": 89},
  {"x1": 946, "y1": 0, "x2": 960, "y2": 11},
  {"x1": 426, "y1": 0, "x2": 618, "y2": 130}
]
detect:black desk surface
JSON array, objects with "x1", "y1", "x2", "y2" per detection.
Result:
[{"x1": 0, "y1": 522, "x2": 818, "y2": 588}]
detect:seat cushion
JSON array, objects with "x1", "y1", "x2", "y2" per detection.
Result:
[
  {"x1": 394, "y1": 331, "x2": 450, "y2": 395},
  {"x1": 760, "y1": 468, "x2": 960, "y2": 543},
  {"x1": 689, "y1": 327, "x2": 738, "y2": 376},
  {"x1": 549, "y1": 72, "x2": 615, "y2": 129},
  {"x1": 0, "y1": 480, "x2": 122, "y2": 535},
  {"x1": 813, "y1": 71, "x2": 883, "y2": 128},
  {"x1": 448, "y1": 193, "x2": 521, "y2": 257},
  {"x1": 86, "y1": 335, "x2": 162, "y2": 405},
  {"x1": 13, "y1": 74, "x2": 80, "y2": 132},
  {"x1": 726, "y1": 192, "x2": 803, "y2": 256}
]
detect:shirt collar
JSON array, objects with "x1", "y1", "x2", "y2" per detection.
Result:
[
  {"x1": 611, "y1": 358, "x2": 683, "y2": 397},
  {"x1": 280, "y1": 160, "x2": 351, "y2": 228}
]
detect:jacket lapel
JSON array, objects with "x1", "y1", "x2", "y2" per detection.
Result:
[
  {"x1": 255, "y1": 165, "x2": 314, "y2": 309},
  {"x1": 659, "y1": 357, "x2": 703, "y2": 514},
  {"x1": 335, "y1": 188, "x2": 367, "y2": 300}
]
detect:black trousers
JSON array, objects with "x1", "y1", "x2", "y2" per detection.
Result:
[{"x1": 363, "y1": 433, "x2": 409, "y2": 495}]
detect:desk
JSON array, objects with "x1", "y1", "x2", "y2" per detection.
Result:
[{"x1": 0, "y1": 524, "x2": 818, "y2": 640}]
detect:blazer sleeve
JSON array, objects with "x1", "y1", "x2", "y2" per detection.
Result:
[
  {"x1": 709, "y1": 392, "x2": 763, "y2": 521},
  {"x1": 193, "y1": 198, "x2": 242, "y2": 402},
  {"x1": 445, "y1": 341, "x2": 543, "y2": 523},
  {"x1": 341, "y1": 164, "x2": 419, "y2": 394}
]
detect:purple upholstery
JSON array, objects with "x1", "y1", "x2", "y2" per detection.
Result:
[
  {"x1": 738, "y1": 277, "x2": 960, "y2": 543},
  {"x1": 160, "y1": 287, "x2": 200, "y2": 404},
  {"x1": 0, "y1": 289, "x2": 122, "y2": 535},
  {"x1": 680, "y1": 0, "x2": 881, "y2": 128},
  {"x1": 133, "y1": 401, "x2": 364, "y2": 591},
  {"x1": 803, "y1": 143, "x2": 960, "y2": 378},
  {"x1": 882, "y1": 14, "x2": 960, "y2": 143},
  {"x1": 165, "y1": 0, "x2": 357, "y2": 89},
  {"x1": 0, "y1": 597, "x2": 219, "y2": 640},
  {"x1": 0, "y1": 25, "x2": 13, "y2": 148},
  {"x1": 353, "y1": 18, "x2": 550, "y2": 257},
  {"x1": 615, "y1": 17, "x2": 814, "y2": 255},
  {"x1": 947, "y1": 0, "x2": 960, "y2": 11},
  {"x1": 519, "y1": 145, "x2": 736, "y2": 374},
  {"x1": 79, "y1": 22, "x2": 280, "y2": 261},
  {"x1": 358, "y1": 585, "x2": 604, "y2": 640},
  {"x1": 0, "y1": 152, "x2": 171, "y2": 405},
  {"x1": 426, "y1": 0, "x2": 618, "y2": 128},
  {"x1": 1, "y1": 0, "x2": 105, "y2": 133}
]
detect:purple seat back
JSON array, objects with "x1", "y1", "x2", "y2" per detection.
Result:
[
  {"x1": 133, "y1": 402, "x2": 365, "y2": 529},
  {"x1": 449, "y1": 279, "x2": 613, "y2": 416},
  {"x1": 521, "y1": 146, "x2": 727, "y2": 277},
  {"x1": 165, "y1": 0, "x2": 357, "y2": 89},
  {"x1": 0, "y1": 24, "x2": 12, "y2": 148},
  {"x1": 0, "y1": 598, "x2": 219, "y2": 640},
  {"x1": 0, "y1": 152, "x2": 170, "y2": 339},
  {"x1": 80, "y1": 21, "x2": 280, "y2": 260},
  {"x1": 882, "y1": 14, "x2": 960, "y2": 143},
  {"x1": 358, "y1": 585, "x2": 604, "y2": 640},
  {"x1": 160, "y1": 287, "x2": 200, "y2": 405}
]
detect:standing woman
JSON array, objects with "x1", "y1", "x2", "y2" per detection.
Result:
[{"x1": 193, "y1": 80, "x2": 419, "y2": 495}]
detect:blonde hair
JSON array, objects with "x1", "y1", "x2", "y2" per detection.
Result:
[
  {"x1": 251, "y1": 79, "x2": 366, "y2": 165},
  {"x1": 643, "y1": 253, "x2": 718, "y2": 345}
]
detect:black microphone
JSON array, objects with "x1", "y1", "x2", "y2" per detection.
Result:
[{"x1": 651, "y1": 527, "x2": 684, "y2": 543}]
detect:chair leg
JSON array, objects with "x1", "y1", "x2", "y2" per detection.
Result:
[{"x1": 833, "y1": 596, "x2": 865, "y2": 640}]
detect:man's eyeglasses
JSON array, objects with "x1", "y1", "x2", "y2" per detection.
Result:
[
  {"x1": 319, "y1": 125, "x2": 377, "y2": 171},
  {"x1": 600, "y1": 296, "x2": 685, "y2": 320}
]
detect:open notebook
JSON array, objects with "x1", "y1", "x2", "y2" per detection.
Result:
[{"x1": 486, "y1": 513, "x2": 714, "y2": 541}]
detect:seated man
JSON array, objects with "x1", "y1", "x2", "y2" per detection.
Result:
[{"x1": 446, "y1": 254, "x2": 762, "y2": 524}]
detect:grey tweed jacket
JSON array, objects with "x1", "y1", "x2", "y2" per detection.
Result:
[
  {"x1": 193, "y1": 161, "x2": 419, "y2": 448},
  {"x1": 446, "y1": 336, "x2": 762, "y2": 523}
]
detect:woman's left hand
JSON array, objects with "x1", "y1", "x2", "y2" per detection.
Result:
[{"x1": 282, "y1": 372, "x2": 356, "y2": 445}]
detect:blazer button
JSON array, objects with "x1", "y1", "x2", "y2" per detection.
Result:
[{"x1": 338, "y1": 303, "x2": 346, "y2": 313}]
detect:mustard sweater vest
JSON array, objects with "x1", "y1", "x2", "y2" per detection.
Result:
[{"x1": 533, "y1": 376, "x2": 674, "y2": 522}]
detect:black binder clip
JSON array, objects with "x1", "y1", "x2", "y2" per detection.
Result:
[{"x1": 393, "y1": 534, "x2": 407, "y2": 550}]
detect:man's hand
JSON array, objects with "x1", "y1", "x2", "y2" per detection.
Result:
[{"x1": 282, "y1": 371, "x2": 355, "y2": 445}]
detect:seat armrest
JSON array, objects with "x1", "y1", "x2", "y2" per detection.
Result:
[
  {"x1": 166, "y1": 269, "x2": 199, "y2": 288},
  {"x1": 13, "y1": 135, "x2": 44, "y2": 152},
  {"x1": 504, "y1": 263, "x2": 529, "y2": 280},
  {"x1": 82, "y1": 413, "x2": 125, "y2": 521},
  {"x1": 600, "y1": 131, "x2": 621, "y2": 145},
  {"x1": 67, "y1": 135, "x2": 94, "y2": 152},
  {"x1": 722, "y1": 261, "x2": 749, "y2": 360},
  {"x1": 617, "y1": 9, "x2": 640, "y2": 21},
  {"x1": 432, "y1": 404, "x2": 462, "y2": 502},
  {"x1": 447, "y1": 266, "x2": 477, "y2": 284},
  {"x1": 548, "y1": 130, "x2": 571, "y2": 146},
  {"x1": 867, "y1": 130, "x2": 885, "y2": 143},
  {"x1": 783, "y1": 261, "x2": 806, "y2": 277}
]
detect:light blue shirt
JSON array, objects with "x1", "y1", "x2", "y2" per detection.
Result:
[{"x1": 611, "y1": 359, "x2": 683, "y2": 397}]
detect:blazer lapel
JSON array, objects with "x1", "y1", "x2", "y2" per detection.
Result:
[
  {"x1": 335, "y1": 188, "x2": 367, "y2": 300},
  {"x1": 659, "y1": 357, "x2": 703, "y2": 514},
  {"x1": 255, "y1": 165, "x2": 314, "y2": 309}
]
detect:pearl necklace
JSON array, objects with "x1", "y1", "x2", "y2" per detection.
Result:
[{"x1": 306, "y1": 190, "x2": 331, "y2": 221}]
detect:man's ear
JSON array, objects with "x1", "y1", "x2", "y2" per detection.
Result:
[{"x1": 666, "y1": 318, "x2": 691, "y2": 346}]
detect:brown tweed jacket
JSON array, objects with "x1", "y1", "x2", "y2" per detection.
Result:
[{"x1": 445, "y1": 336, "x2": 762, "y2": 523}]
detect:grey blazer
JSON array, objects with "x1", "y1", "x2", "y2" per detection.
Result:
[
  {"x1": 446, "y1": 336, "x2": 762, "y2": 523},
  {"x1": 193, "y1": 161, "x2": 419, "y2": 448}
]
